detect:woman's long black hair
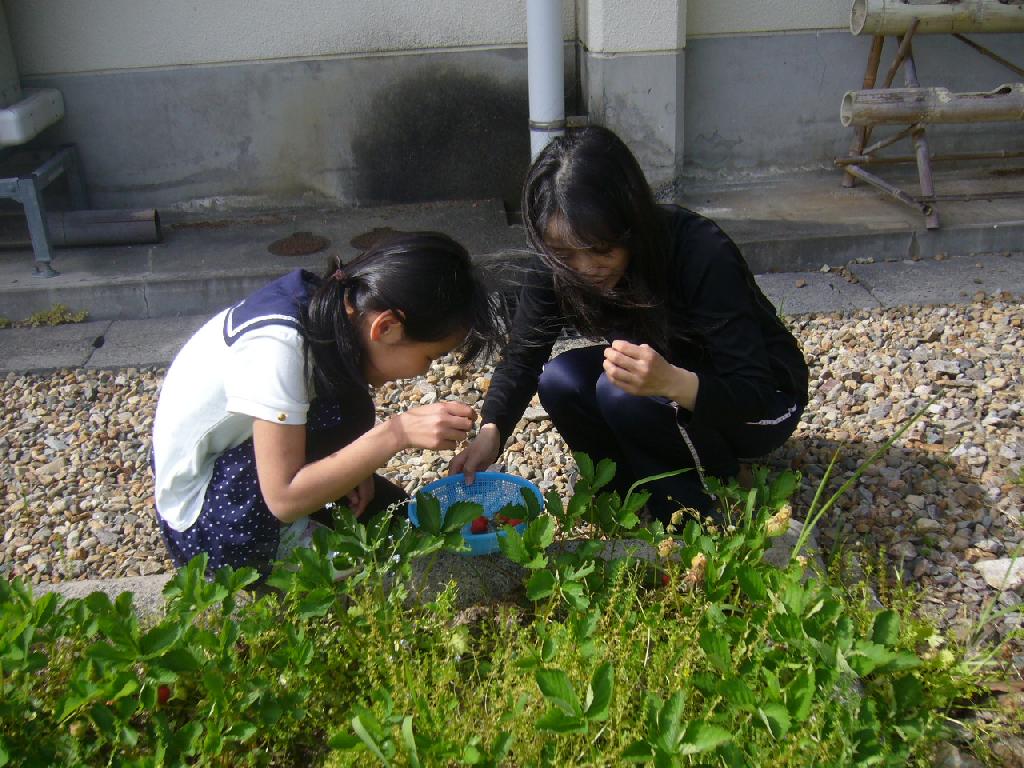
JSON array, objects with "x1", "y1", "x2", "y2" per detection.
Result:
[
  {"x1": 522, "y1": 125, "x2": 673, "y2": 352},
  {"x1": 302, "y1": 232, "x2": 505, "y2": 401}
]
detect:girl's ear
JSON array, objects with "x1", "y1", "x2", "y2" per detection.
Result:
[{"x1": 367, "y1": 309, "x2": 405, "y2": 344}]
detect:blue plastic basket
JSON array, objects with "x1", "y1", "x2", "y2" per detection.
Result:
[{"x1": 408, "y1": 472, "x2": 542, "y2": 556}]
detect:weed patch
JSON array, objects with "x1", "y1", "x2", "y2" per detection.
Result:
[
  {"x1": 0, "y1": 456, "x2": 1014, "y2": 766},
  {"x1": 2, "y1": 303, "x2": 89, "y2": 329}
]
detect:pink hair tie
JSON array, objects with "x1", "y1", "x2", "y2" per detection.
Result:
[{"x1": 332, "y1": 269, "x2": 346, "y2": 281}]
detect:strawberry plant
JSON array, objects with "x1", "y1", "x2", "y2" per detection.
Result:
[{"x1": 0, "y1": 441, "x2": 1011, "y2": 766}]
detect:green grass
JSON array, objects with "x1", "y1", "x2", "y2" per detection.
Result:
[
  {"x1": 1, "y1": 303, "x2": 88, "y2": 329},
  {"x1": 2, "y1": 458, "x2": 1015, "y2": 768}
]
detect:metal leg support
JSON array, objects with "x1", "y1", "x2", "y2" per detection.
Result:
[{"x1": 16, "y1": 176, "x2": 59, "y2": 277}]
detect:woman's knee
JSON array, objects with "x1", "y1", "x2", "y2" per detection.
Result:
[
  {"x1": 594, "y1": 374, "x2": 658, "y2": 427},
  {"x1": 537, "y1": 347, "x2": 602, "y2": 412}
]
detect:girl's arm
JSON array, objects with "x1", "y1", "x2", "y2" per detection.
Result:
[
  {"x1": 253, "y1": 401, "x2": 476, "y2": 523},
  {"x1": 480, "y1": 256, "x2": 563, "y2": 445}
]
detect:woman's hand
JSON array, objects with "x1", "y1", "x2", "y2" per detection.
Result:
[
  {"x1": 449, "y1": 423, "x2": 502, "y2": 484},
  {"x1": 390, "y1": 401, "x2": 477, "y2": 451},
  {"x1": 603, "y1": 340, "x2": 699, "y2": 410},
  {"x1": 344, "y1": 475, "x2": 375, "y2": 517}
]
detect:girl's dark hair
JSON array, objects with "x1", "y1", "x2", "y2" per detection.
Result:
[
  {"x1": 302, "y1": 232, "x2": 505, "y2": 401},
  {"x1": 522, "y1": 125, "x2": 672, "y2": 351}
]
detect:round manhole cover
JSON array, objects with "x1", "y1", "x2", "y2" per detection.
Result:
[
  {"x1": 268, "y1": 231, "x2": 331, "y2": 257},
  {"x1": 350, "y1": 227, "x2": 409, "y2": 250}
]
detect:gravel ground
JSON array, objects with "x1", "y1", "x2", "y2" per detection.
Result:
[{"x1": 2, "y1": 298, "x2": 1021, "y2": 652}]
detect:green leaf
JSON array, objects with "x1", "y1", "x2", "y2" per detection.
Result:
[
  {"x1": 497, "y1": 527, "x2": 530, "y2": 564},
  {"x1": 657, "y1": 692, "x2": 686, "y2": 750},
  {"x1": 156, "y1": 647, "x2": 201, "y2": 673},
  {"x1": 536, "y1": 708, "x2": 588, "y2": 734},
  {"x1": 698, "y1": 629, "x2": 731, "y2": 674},
  {"x1": 566, "y1": 492, "x2": 592, "y2": 524},
  {"x1": 679, "y1": 722, "x2": 732, "y2": 755},
  {"x1": 572, "y1": 609, "x2": 600, "y2": 642},
  {"x1": 593, "y1": 459, "x2": 617, "y2": 492},
  {"x1": 560, "y1": 580, "x2": 590, "y2": 611},
  {"x1": 297, "y1": 588, "x2": 334, "y2": 619},
  {"x1": 442, "y1": 501, "x2": 481, "y2": 534},
  {"x1": 737, "y1": 565, "x2": 767, "y2": 601},
  {"x1": 721, "y1": 677, "x2": 756, "y2": 712},
  {"x1": 786, "y1": 666, "x2": 816, "y2": 723},
  {"x1": 492, "y1": 732, "x2": 514, "y2": 761},
  {"x1": 849, "y1": 640, "x2": 920, "y2": 676},
  {"x1": 328, "y1": 731, "x2": 361, "y2": 750},
  {"x1": 225, "y1": 722, "x2": 258, "y2": 742},
  {"x1": 892, "y1": 674, "x2": 922, "y2": 715},
  {"x1": 89, "y1": 703, "x2": 118, "y2": 738},
  {"x1": 524, "y1": 515, "x2": 555, "y2": 552},
  {"x1": 140, "y1": 623, "x2": 181, "y2": 658},
  {"x1": 521, "y1": 486, "x2": 543, "y2": 521},
  {"x1": 574, "y1": 452, "x2": 595, "y2": 484},
  {"x1": 414, "y1": 492, "x2": 442, "y2": 536},
  {"x1": 758, "y1": 703, "x2": 791, "y2": 739},
  {"x1": 541, "y1": 636, "x2": 559, "y2": 663},
  {"x1": 622, "y1": 740, "x2": 655, "y2": 762},
  {"x1": 543, "y1": 489, "x2": 563, "y2": 520},
  {"x1": 616, "y1": 510, "x2": 641, "y2": 530},
  {"x1": 585, "y1": 662, "x2": 613, "y2": 721},
  {"x1": 352, "y1": 712, "x2": 390, "y2": 765},
  {"x1": 0, "y1": 736, "x2": 8, "y2": 768},
  {"x1": 86, "y1": 641, "x2": 136, "y2": 664},
  {"x1": 769, "y1": 471, "x2": 799, "y2": 504},
  {"x1": 871, "y1": 610, "x2": 900, "y2": 648},
  {"x1": 401, "y1": 716, "x2": 421, "y2": 768},
  {"x1": 527, "y1": 570, "x2": 556, "y2": 601},
  {"x1": 535, "y1": 668, "x2": 583, "y2": 716}
]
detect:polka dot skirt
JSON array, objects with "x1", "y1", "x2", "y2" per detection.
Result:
[{"x1": 158, "y1": 395, "x2": 375, "y2": 578}]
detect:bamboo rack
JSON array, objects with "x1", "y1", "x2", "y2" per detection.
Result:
[
  {"x1": 851, "y1": 0, "x2": 1024, "y2": 36},
  {"x1": 838, "y1": 1, "x2": 1024, "y2": 229}
]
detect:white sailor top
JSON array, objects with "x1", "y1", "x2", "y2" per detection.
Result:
[{"x1": 152, "y1": 269, "x2": 322, "y2": 532}]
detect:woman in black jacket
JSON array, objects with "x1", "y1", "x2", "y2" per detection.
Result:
[{"x1": 451, "y1": 126, "x2": 809, "y2": 522}]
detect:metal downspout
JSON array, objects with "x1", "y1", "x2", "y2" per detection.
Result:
[{"x1": 527, "y1": 0, "x2": 565, "y2": 159}]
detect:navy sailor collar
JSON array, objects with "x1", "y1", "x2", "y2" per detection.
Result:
[{"x1": 223, "y1": 269, "x2": 320, "y2": 346}]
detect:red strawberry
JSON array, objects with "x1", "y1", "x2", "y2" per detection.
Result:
[
  {"x1": 157, "y1": 684, "x2": 171, "y2": 706},
  {"x1": 495, "y1": 514, "x2": 523, "y2": 527},
  {"x1": 661, "y1": 573, "x2": 671, "y2": 587},
  {"x1": 470, "y1": 516, "x2": 489, "y2": 535}
]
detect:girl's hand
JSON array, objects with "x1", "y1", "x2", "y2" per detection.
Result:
[
  {"x1": 449, "y1": 423, "x2": 502, "y2": 485},
  {"x1": 344, "y1": 475, "x2": 375, "y2": 518},
  {"x1": 603, "y1": 340, "x2": 699, "y2": 409},
  {"x1": 390, "y1": 401, "x2": 477, "y2": 451}
]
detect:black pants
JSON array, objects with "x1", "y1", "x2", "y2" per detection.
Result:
[{"x1": 537, "y1": 345, "x2": 803, "y2": 523}]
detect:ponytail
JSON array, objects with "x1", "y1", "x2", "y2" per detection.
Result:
[{"x1": 301, "y1": 232, "x2": 506, "y2": 401}]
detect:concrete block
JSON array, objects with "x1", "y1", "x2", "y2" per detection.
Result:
[
  {"x1": 756, "y1": 271, "x2": 881, "y2": 316},
  {"x1": 86, "y1": 315, "x2": 209, "y2": 369},
  {"x1": 850, "y1": 252, "x2": 1024, "y2": 307},
  {"x1": 0, "y1": 320, "x2": 110, "y2": 373}
]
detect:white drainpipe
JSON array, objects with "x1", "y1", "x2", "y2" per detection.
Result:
[{"x1": 527, "y1": 0, "x2": 565, "y2": 160}]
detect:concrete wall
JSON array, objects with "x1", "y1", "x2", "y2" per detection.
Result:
[
  {"x1": 5, "y1": 0, "x2": 577, "y2": 74},
  {"x1": 4, "y1": 2, "x2": 578, "y2": 209},
  {"x1": 25, "y1": 48, "x2": 579, "y2": 210},
  {"x1": 579, "y1": 0, "x2": 687, "y2": 188},
  {"x1": 687, "y1": 0, "x2": 848, "y2": 36},
  {"x1": 579, "y1": 0, "x2": 686, "y2": 51},
  {"x1": 3, "y1": 0, "x2": 1022, "y2": 207}
]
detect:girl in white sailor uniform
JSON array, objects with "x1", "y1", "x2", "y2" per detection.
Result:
[{"x1": 152, "y1": 232, "x2": 502, "y2": 577}]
